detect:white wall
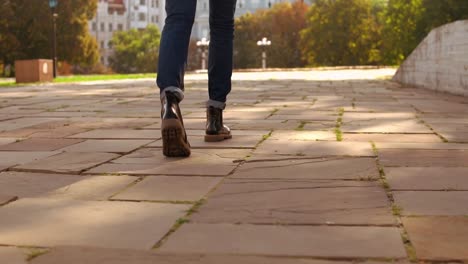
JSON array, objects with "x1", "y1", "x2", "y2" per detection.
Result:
[{"x1": 393, "y1": 20, "x2": 468, "y2": 96}]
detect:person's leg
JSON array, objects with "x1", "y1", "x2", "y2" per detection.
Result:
[
  {"x1": 157, "y1": 0, "x2": 197, "y2": 100},
  {"x1": 207, "y1": 0, "x2": 237, "y2": 109},
  {"x1": 158, "y1": 0, "x2": 196, "y2": 157},
  {"x1": 204, "y1": 0, "x2": 236, "y2": 142}
]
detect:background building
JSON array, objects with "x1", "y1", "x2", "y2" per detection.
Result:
[
  {"x1": 192, "y1": 0, "x2": 313, "y2": 39},
  {"x1": 89, "y1": 0, "x2": 311, "y2": 65},
  {"x1": 89, "y1": 0, "x2": 165, "y2": 65}
]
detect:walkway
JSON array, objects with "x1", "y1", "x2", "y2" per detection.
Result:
[{"x1": 0, "y1": 69, "x2": 467, "y2": 263}]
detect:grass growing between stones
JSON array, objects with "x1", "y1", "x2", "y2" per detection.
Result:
[
  {"x1": 24, "y1": 248, "x2": 49, "y2": 261},
  {"x1": 371, "y1": 141, "x2": 418, "y2": 263},
  {"x1": 335, "y1": 107, "x2": 345, "y2": 141},
  {"x1": 152, "y1": 198, "x2": 207, "y2": 249},
  {"x1": 295, "y1": 121, "x2": 307, "y2": 131}
]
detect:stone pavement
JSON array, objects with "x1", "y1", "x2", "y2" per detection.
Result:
[{"x1": 0, "y1": 68, "x2": 467, "y2": 263}]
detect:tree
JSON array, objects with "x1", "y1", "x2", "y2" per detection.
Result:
[
  {"x1": 300, "y1": 0, "x2": 382, "y2": 66},
  {"x1": 234, "y1": 1, "x2": 309, "y2": 69},
  {"x1": 380, "y1": 0, "x2": 424, "y2": 65},
  {"x1": 0, "y1": 0, "x2": 99, "y2": 76},
  {"x1": 109, "y1": 25, "x2": 161, "y2": 73},
  {"x1": 418, "y1": 0, "x2": 468, "y2": 34}
]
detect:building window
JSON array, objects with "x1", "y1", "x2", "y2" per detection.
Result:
[
  {"x1": 156, "y1": 15, "x2": 159, "y2": 23},
  {"x1": 100, "y1": 41, "x2": 104, "y2": 49},
  {"x1": 156, "y1": 0, "x2": 159, "y2": 8},
  {"x1": 100, "y1": 22, "x2": 105, "y2": 32},
  {"x1": 92, "y1": 22, "x2": 97, "y2": 31},
  {"x1": 117, "y1": 24, "x2": 123, "y2": 31},
  {"x1": 140, "y1": 0, "x2": 146, "y2": 5},
  {"x1": 138, "y1": 12, "x2": 146, "y2": 21},
  {"x1": 109, "y1": 23, "x2": 113, "y2": 32},
  {"x1": 101, "y1": 57, "x2": 104, "y2": 64},
  {"x1": 108, "y1": 41, "x2": 112, "y2": 48}
]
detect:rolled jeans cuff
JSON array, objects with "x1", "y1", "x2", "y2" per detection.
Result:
[
  {"x1": 207, "y1": 99, "x2": 226, "y2": 110},
  {"x1": 160, "y1": 86, "x2": 184, "y2": 102}
]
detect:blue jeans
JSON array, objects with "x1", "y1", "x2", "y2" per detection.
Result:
[{"x1": 157, "y1": 0, "x2": 237, "y2": 109}]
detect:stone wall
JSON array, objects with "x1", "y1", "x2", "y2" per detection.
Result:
[{"x1": 393, "y1": 20, "x2": 468, "y2": 96}]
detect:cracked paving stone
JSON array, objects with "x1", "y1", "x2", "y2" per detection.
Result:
[
  {"x1": 68, "y1": 129, "x2": 161, "y2": 139},
  {"x1": 14, "y1": 152, "x2": 120, "y2": 174},
  {"x1": 403, "y1": 217, "x2": 468, "y2": 260},
  {"x1": 342, "y1": 133, "x2": 442, "y2": 143},
  {"x1": 386, "y1": 167, "x2": 468, "y2": 190},
  {"x1": 0, "y1": 151, "x2": 59, "y2": 168},
  {"x1": 269, "y1": 130, "x2": 336, "y2": 141},
  {"x1": 378, "y1": 149, "x2": 468, "y2": 167},
  {"x1": 0, "y1": 195, "x2": 17, "y2": 206},
  {"x1": 341, "y1": 119, "x2": 432, "y2": 133},
  {"x1": 87, "y1": 149, "x2": 249, "y2": 176},
  {"x1": 0, "y1": 247, "x2": 27, "y2": 264},
  {"x1": 254, "y1": 140, "x2": 374, "y2": 157},
  {"x1": 148, "y1": 135, "x2": 263, "y2": 149},
  {"x1": 45, "y1": 176, "x2": 137, "y2": 200},
  {"x1": 159, "y1": 223, "x2": 407, "y2": 258},
  {"x1": 393, "y1": 191, "x2": 468, "y2": 216},
  {"x1": 232, "y1": 158, "x2": 379, "y2": 180},
  {"x1": 0, "y1": 138, "x2": 84, "y2": 151},
  {"x1": 60, "y1": 139, "x2": 153, "y2": 153},
  {"x1": 0, "y1": 198, "x2": 189, "y2": 249},
  {"x1": 0, "y1": 172, "x2": 85, "y2": 198},
  {"x1": 30, "y1": 246, "x2": 386, "y2": 264},
  {"x1": 191, "y1": 179, "x2": 394, "y2": 225},
  {"x1": 112, "y1": 176, "x2": 221, "y2": 202}
]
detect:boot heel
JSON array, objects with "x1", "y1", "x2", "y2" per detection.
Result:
[{"x1": 162, "y1": 119, "x2": 191, "y2": 157}]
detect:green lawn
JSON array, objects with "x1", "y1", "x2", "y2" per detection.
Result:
[{"x1": 0, "y1": 73, "x2": 155, "y2": 87}]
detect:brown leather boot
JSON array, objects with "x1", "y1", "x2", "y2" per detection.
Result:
[
  {"x1": 205, "y1": 106, "x2": 232, "y2": 142},
  {"x1": 161, "y1": 90, "x2": 191, "y2": 157}
]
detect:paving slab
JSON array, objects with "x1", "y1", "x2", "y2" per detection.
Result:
[
  {"x1": 0, "y1": 198, "x2": 189, "y2": 249},
  {"x1": 0, "y1": 172, "x2": 85, "y2": 198},
  {"x1": 191, "y1": 179, "x2": 394, "y2": 225},
  {"x1": 32, "y1": 247, "x2": 365, "y2": 264},
  {"x1": 61, "y1": 139, "x2": 152, "y2": 153},
  {"x1": 378, "y1": 149, "x2": 468, "y2": 167},
  {"x1": 386, "y1": 167, "x2": 468, "y2": 190},
  {"x1": 0, "y1": 195, "x2": 17, "y2": 206},
  {"x1": 403, "y1": 217, "x2": 468, "y2": 260},
  {"x1": 342, "y1": 133, "x2": 441, "y2": 143},
  {"x1": 45, "y1": 176, "x2": 137, "y2": 200},
  {"x1": 341, "y1": 119, "x2": 432, "y2": 133},
  {"x1": 0, "y1": 118, "x2": 63, "y2": 132},
  {"x1": 439, "y1": 132, "x2": 468, "y2": 143},
  {"x1": 88, "y1": 149, "x2": 248, "y2": 176},
  {"x1": 0, "y1": 138, "x2": 18, "y2": 146},
  {"x1": 68, "y1": 129, "x2": 161, "y2": 139},
  {"x1": 112, "y1": 176, "x2": 221, "y2": 202},
  {"x1": 15, "y1": 152, "x2": 120, "y2": 174},
  {"x1": 160, "y1": 223, "x2": 407, "y2": 258},
  {"x1": 254, "y1": 140, "x2": 374, "y2": 157},
  {"x1": 393, "y1": 191, "x2": 468, "y2": 216},
  {"x1": 0, "y1": 247, "x2": 27, "y2": 264},
  {"x1": 376, "y1": 142, "x2": 468, "y2": 150},
  {"x1": 148, "y1": 135, "x2": 262, "y2": 149},
  {"x1": 269, "y1": 130, "x2": 336, "y2": 141},
  {"x1": 233, "y1": 158, "x2": 379, "y2": 180},
  {"x1": 0, "y1": 138, "x2": 84, "y2": 151},
  {"x1": 230, "y1": 119, "x2": 299, "y2": 130},
  {"x1": 0, "y1": 151, "x2": 59, "y2": 167}
]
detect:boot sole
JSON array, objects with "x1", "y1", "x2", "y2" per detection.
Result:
[
  {"x1": 162, "y1": 119, "x2": 191, "y2": 157},
  {"x1": 204, "y1": 134, "x2": 232, "y2": 142}
]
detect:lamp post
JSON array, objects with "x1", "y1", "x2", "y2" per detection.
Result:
[
  {"x1": 257, "y1": 37, "x2": 271, "y2": 70},
  {"x1": 196, "y1": 37, "x2": 210, "y2": 70},
  {"x1": 49, "y1": 0, "x2": 58, "y2": 78}
]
